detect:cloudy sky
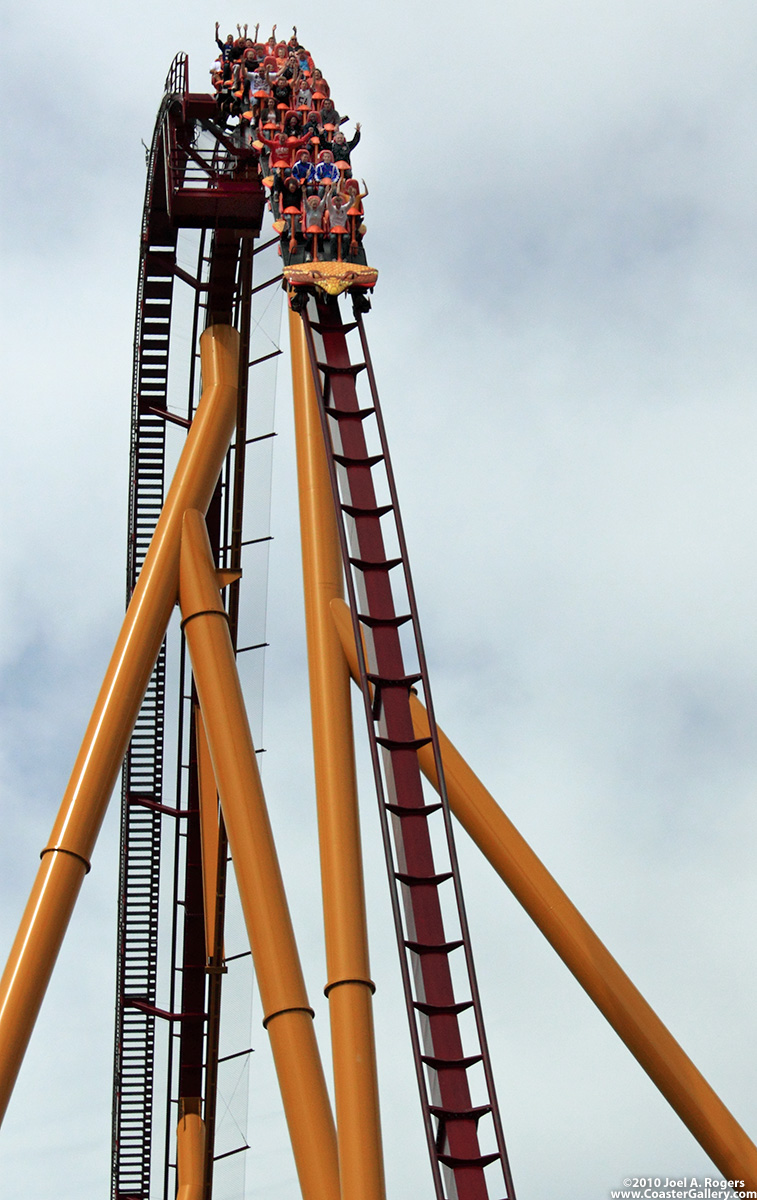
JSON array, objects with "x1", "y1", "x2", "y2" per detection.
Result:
[{"x1": 2, "y1": 1, "x2": 757, "y2": 1198}]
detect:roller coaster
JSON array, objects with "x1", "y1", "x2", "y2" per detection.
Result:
[{"x1": 1, "y1": 44, "x2": 756, "y2": 1200}]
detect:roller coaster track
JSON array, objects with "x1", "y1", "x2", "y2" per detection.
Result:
[
  {"x1": 301, "y1": 297, "x2": 516, "y2": 1200},
  {"x1": 109, "y1": 48, "x2": 520, "y2": 1200},
  {"x1": 2, "y1": 40, "x2": 756, "y2": 1200},
  {"x1": 109, "y1": 49, "x2": 516, "y2": 1200},
  {"x1": 111, "y1": 55, "x2": 268, "y2": 1199},
  {"x1": 111, "y1": 58, "x2": 180, "y2": 1200}
]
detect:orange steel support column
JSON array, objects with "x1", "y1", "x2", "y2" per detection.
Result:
[
  {"x1": 331, "y1": 596, "x2": 757, "y2": 1187},
  {"x1": 178, "y1": 509, "x2": 340, "y2": 1200},
  {"x1": 177, "y1": 1099, "x2": 206, "y2": 1200},
  {"x1": 289, "y1": 311, "x2": 385, "y2": 1200},
  {"x1": 0, "y1": 325, "x2": 240, "y2": 1127}
]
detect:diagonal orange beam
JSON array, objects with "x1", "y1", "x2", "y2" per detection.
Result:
[
  {"x1": 331, "y1": 594, "x2": 757, "y2": 1189},
  {"x1": 0, "y1": 325, "x2": 240, "y2": 1126},
  {"x1": 179, "y1": 508, "x2": 340, "y2": 1200}
]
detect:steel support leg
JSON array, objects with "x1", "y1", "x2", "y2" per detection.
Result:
[
  {"x1": 331, "y1": 595, "x2": 757, "y2": 1189},
  {"x1": 178, "y1": 508, "x2": 340, "y2": 1200},
  {"x1": 0, "y1": 325, "x2": 240, "y2": 1126},
  {"x1": 195, "y1": 707, "x2": 221, "y2": 959},
  {"x1": 290, "y1": 311, "x2": 386, "y2": 1200},
  {"x1": 177, "y1": 1098, "x2": 206, "y2": 1200}
]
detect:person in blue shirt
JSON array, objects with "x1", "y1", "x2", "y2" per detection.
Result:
[
  {"x1": 215, "y1": 23, "x2": 235, "y2": 62},
  {"x1": 314, "y1": 149, "x2": 340, "y2": 195},
  {"x1": 291, "y1": 150, "x2": 315, "y2": 186}
]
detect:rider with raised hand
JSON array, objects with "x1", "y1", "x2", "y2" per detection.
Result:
[
  {"x1": 331, "y1": 124, "x2": 361, "y2": 174},
  {"x1": 264, "y1": 23, "x2": 278, "y2": 57},
  {"x1": 214, "y1": 21, "x2": 235, "y2": 63}
]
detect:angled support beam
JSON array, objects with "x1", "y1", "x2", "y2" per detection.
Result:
[
  {"x1": 331, "y1": 595, "x2": 757, "y2": 1190},
  {"x1": 178, "y1": 508, "x2": 340, "y2": 1200},
  {"x1": 194, "y1": 706, "x2": 221, "y2": 960},
  {"x1": 290, "y1": 311, "x2": 386, "y2": 1200},
  {"x1": 0, "y1": 325, "x2": 240, "y2": 1128}
]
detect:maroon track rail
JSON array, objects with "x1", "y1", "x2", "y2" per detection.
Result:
[
  {"x1": 111, "y1": 54, "x2": 183, "y2": 1200},
  {"x1": 301, "y1": 295, "x2": 517, "y2": 1200}
]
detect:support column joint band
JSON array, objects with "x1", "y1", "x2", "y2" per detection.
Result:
[
  {"x1": 324, "y1": 977, "x2": 376, "y2": 998},
  {"x1": 180, "y1": 608, "x2": 230, "y2": 632},
  {"x1": 262, "y1": 1004, "x2": 316, "y2": 1029},
  {"x1": 40, "y1": 846, "x2": 92, "y2": 874}
]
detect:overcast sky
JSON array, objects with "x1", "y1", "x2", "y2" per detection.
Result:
[{"x1": 2, "y1": 2, "x2": 757, "y2": 1198}]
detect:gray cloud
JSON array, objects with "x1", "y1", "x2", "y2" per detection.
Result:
[{"x1": 2, "y1": 1, "x2": 757, "y2": 1197}]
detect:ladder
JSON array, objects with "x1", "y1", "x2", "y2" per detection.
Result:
[{"x1": 111, "y1": 119, "x2": 176, "y2": 1199}]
